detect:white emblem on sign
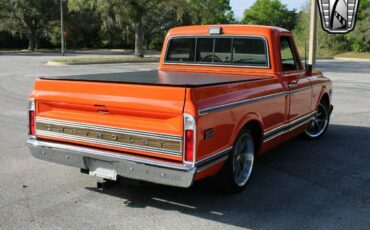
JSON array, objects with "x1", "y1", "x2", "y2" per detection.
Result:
[{"x1": 317, "y1": 0, "x2": 359, "y2": 34}]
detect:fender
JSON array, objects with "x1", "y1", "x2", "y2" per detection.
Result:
[
  {"x1": 316, "y1": 87, "x2": 331, "y2": 109},
  {"x1": 229, "y1": 112, "x2": 264, "y2": 147}
]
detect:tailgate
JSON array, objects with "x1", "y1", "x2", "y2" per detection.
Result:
[{"x1": 31, "y1": 79, "x2": 186, "y2": 161}]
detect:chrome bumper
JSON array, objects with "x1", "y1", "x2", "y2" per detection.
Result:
[{"x1": 27, "y1": 138, "x2": 196, "y2": 188}]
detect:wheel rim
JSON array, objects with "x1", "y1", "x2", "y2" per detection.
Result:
[
  {"x1": 232, "y1": 133, "x2": 255, "y2": 187},
  {"x1": 305, "y1": 103, "x2": 329, "y2": 138}
]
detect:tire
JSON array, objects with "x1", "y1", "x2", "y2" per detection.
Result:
[
  {"x1": 214, "y1": 129, "x2": 255, "y2": 193},
  {"x1": 304, "y1": 101, "x2": 330, "y2": 139}
]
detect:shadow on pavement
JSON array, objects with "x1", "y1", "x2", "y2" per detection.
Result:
[{"x1": 85, "y1": 124, "x2": 370, "y2": 228}]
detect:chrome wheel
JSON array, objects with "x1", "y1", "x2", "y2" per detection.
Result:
[
  {"x1": 305, "y1": 103, "x2": 329, "y2": 138},
  {"x1": 232, "y1": 132, "x2": 255, "y2": 187}
]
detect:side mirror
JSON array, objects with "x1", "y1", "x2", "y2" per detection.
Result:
[{"x1": 306, "y1": 64, "x2": 313, "y2": 76}]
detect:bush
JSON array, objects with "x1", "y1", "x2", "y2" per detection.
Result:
[{"x1": 0, "y1": 31, "x2": 28, "y2": 49}]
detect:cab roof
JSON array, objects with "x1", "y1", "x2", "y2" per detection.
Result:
[{"x1": 166, "y1": 25, "x2": 290, "y2": 38}]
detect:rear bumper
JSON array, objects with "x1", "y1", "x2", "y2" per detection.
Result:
[{"x1": 27, "y1": 138, "x2": 196, "y2": 188}]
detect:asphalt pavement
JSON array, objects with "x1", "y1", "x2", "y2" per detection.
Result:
[{"x1": 0, "y1": 54, "x2": 369, "y2": 230}]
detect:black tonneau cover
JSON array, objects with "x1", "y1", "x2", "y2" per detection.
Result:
[{"x1": 40, "y1": 70, "x2": 271, "y2": 87}]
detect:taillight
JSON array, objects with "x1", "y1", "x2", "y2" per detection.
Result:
[
  {"x1": 183, "y1": 114, "x2": 196, "y2": 163},
  {"x1": 29, "y1": 100, "x2": 36, "y2": 136},
  {"x1": 185, "y1": 130, "x2": 194, "y2": 162}
]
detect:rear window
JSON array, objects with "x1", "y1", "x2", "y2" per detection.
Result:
[
  {"x1": 165, "y1": 36, "x2": 268, "y2": 67},
  {"x1": 166, "y1": 38, "x2": 196, "y2": 62}
]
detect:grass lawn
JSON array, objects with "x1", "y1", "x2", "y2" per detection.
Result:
[
  {"x1": 50, "y1": 56, "x2": 160, "y2": 64},
  {"x1": 335, "y1": 52, "x2": 370, "y2": 59}
]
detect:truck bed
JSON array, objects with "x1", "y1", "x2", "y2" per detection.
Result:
[{"x1": 40, "y1": 70, "x2": 271, "y2": 87}]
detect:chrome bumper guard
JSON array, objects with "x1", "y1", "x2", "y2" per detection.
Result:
[{"x1": 27, "y1": 138, "x2": 196, "y2": 188}]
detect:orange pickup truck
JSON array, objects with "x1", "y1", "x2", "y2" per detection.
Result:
[{"x1": 27, "y1": 25, "x2": 333, "y2": 192}]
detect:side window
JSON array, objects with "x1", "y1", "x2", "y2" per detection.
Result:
[
  {"x1": 166, "y1": 38, "x2": 195, "y2": 62},
  {"x1": 280, "y1": 37, "x2": 299, "y2": 71}
]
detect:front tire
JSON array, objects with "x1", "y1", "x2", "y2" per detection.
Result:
[
  {"x1": 214, "y1": 129, "x2": 255, "y2": 193},
  {"x1": 304, "y1": 101, "x2": 330, "y2": 139}
]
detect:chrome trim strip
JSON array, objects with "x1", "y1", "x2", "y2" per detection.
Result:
[
  {"x1": 263, "y1": 131, "x2": 285, "y2": 143},
  {"x1": 264, "y1": 112, "x2": 316, "y2": 136},
  {"x1": 163, "y1": 62, "x2": 269, "y2": 69},
  {"x1": 196, "y1": 147, "x2": 232, "y2": 165},
  {"x1": 27, "y1": 138, "x2": 195, "y2": 188},
  {"x1": 263, "y1": 111, "x2": 316, "y2": 143},
  {"x1": 36, "y1": 117, "x2": 182, "y2": 141},
  {"x1": 283, "y1": 71, "x2": 306, "y2": 77},
  {"x1": 290, "y1": 111, "x2": 316, "y2": 126},
  {"x1": 163, "y1": 35, "x2": 271, "y2": 69},
  {"x1": 197, "y1": 156, "x2": 229, "y2": 173},
  {"x1": 264, "y1": 123, "x2": 287, "y2": 137},
  {"x1": 183, "y1": 114, "x2": 197, "y2": 166},
  {"x1": 195, "y1": 147, "x2": 232, "y2": 172},
  {"x1": 36, "y1": 130, "x2": 181, "y2": 156},
  {"x1": 29, "y1": 99, "x2": 35, "y2": 111},
  {"x1": 289, "y1": 86, "x2": 312, "y2": 94},
  {"x1": 313, "y1": 82, "x2": 329, "y2": 88},
  {"x1": 28, "y1": 99, "x2": 36, "y2": 138},
  {"x1": 28, "y1": 138, "x2": 190, "y2": 170},
  {"x1": 198, "y1": 85, "x2": 315, "y2": 116},
  {"x1": 265, "y1": 111, "x2": 315, "y2": 136},
  {"x1": 288, "y1": 119, "x2": 311, "y2": 132},
  {"x1": 198, "y1": 91, "x2": 287, "y2": 116}
]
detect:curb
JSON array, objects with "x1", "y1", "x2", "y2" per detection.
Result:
[
  {"x1": 46, "y1": 61, "x2": 68, "y2": 66},
  {"x1": 46, "y1": 60, "x2": 159, "y2": 66},
  {"x1": 334, "y1": 57, "x2": 370, "y2": 62}
]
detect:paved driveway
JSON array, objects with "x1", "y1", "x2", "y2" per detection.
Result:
[{"x1": 0, "y1": 54, "x2": 369, "y2": 229}]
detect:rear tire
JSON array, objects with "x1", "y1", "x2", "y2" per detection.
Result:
[{"x1": 214, "y1": 129, "x2": 255, "y2": 193}]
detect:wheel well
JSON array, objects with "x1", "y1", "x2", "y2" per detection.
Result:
[
  {"x1": 320, "y1": 93, "x2": 330, "y2": 108},
  {"x1": 243, "y1": 120, "x2": 263, "y2": 153}
]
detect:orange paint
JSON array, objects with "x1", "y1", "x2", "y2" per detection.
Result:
[{"x1": 29, "y1": 25, "x2": 332, "y2": 182}]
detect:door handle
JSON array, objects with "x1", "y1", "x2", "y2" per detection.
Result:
[{"x1": 288, "y1": 81, "x2": 298, "y2": 88}]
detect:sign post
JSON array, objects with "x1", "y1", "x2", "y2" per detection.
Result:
[
  {"x1": 60, "y1": 0, "x2": 65, "y2": 56},
  {"x1": 308, "y1": 0, "x2": 318, "y2": 71}
]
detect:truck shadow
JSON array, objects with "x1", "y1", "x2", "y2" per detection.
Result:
[{"x1": 85, "y1": 124, "x2": 370, "y2": 229}]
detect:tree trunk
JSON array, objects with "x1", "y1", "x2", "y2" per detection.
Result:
[
  {"x1": 146, "y1": 41, "x2": 150, "y2": 51},
  {"x1": 126, "y1": 26, "x2": 130, "y2": 45},
  {"x1": 134, "y1": 22, "x2": 144, "y2": 57},
  {"x1": 27, "y1": 29, "x2": 37, "y2": 51},
  {"x1": 35, "y1": 34, "x2": 40, "y2": 50},
  {"x1": 28, "y1": 39, "x2": 35, "y2": 51}
]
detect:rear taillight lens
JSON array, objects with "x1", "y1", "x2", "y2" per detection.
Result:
[
  {"x1": 29, "y1": 100, "x2": 35, "y2": 136},
  {"x1": 29, "y1": 111, "x2": 35, "y2": 135},
  {"x1": 183, "y1": 114, "x2": 196, "y2": 163},
  {"x1": 185, "y1": 130, "x2": 194, "y2": 162}
]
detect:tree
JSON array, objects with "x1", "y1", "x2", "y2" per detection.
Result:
[
  {"x1": 0, "y1": 0, "x2": 8, "y2": 19},
  {"x1": 69, "y1": 0, "x2": 235, "y2": 55},
  {"x1": 293, "y1": 0, "x2": 370, "y2": 55},
  {"x1": 346, "y1": 0, "x2": 370, "y2": 51},
  {"x1": 242, "y1": 0, "x2": 297, "y2": 30},
  {"x1": 187, "y1": 0, "x2": 235, "y2": 24},
  {"x1": 293, "y1": 1, "x2": 349, "y2": 56},
  {"x1": 5, "y1": 0, "x2": 60, "y2": 51},
  {"x1": 70, "y1": 0, "x2": 173, "y2": 57}
]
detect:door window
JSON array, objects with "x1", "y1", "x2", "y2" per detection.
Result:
[{"x1": 280, "y1": 37, "x2": 299, "y2": 71}]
